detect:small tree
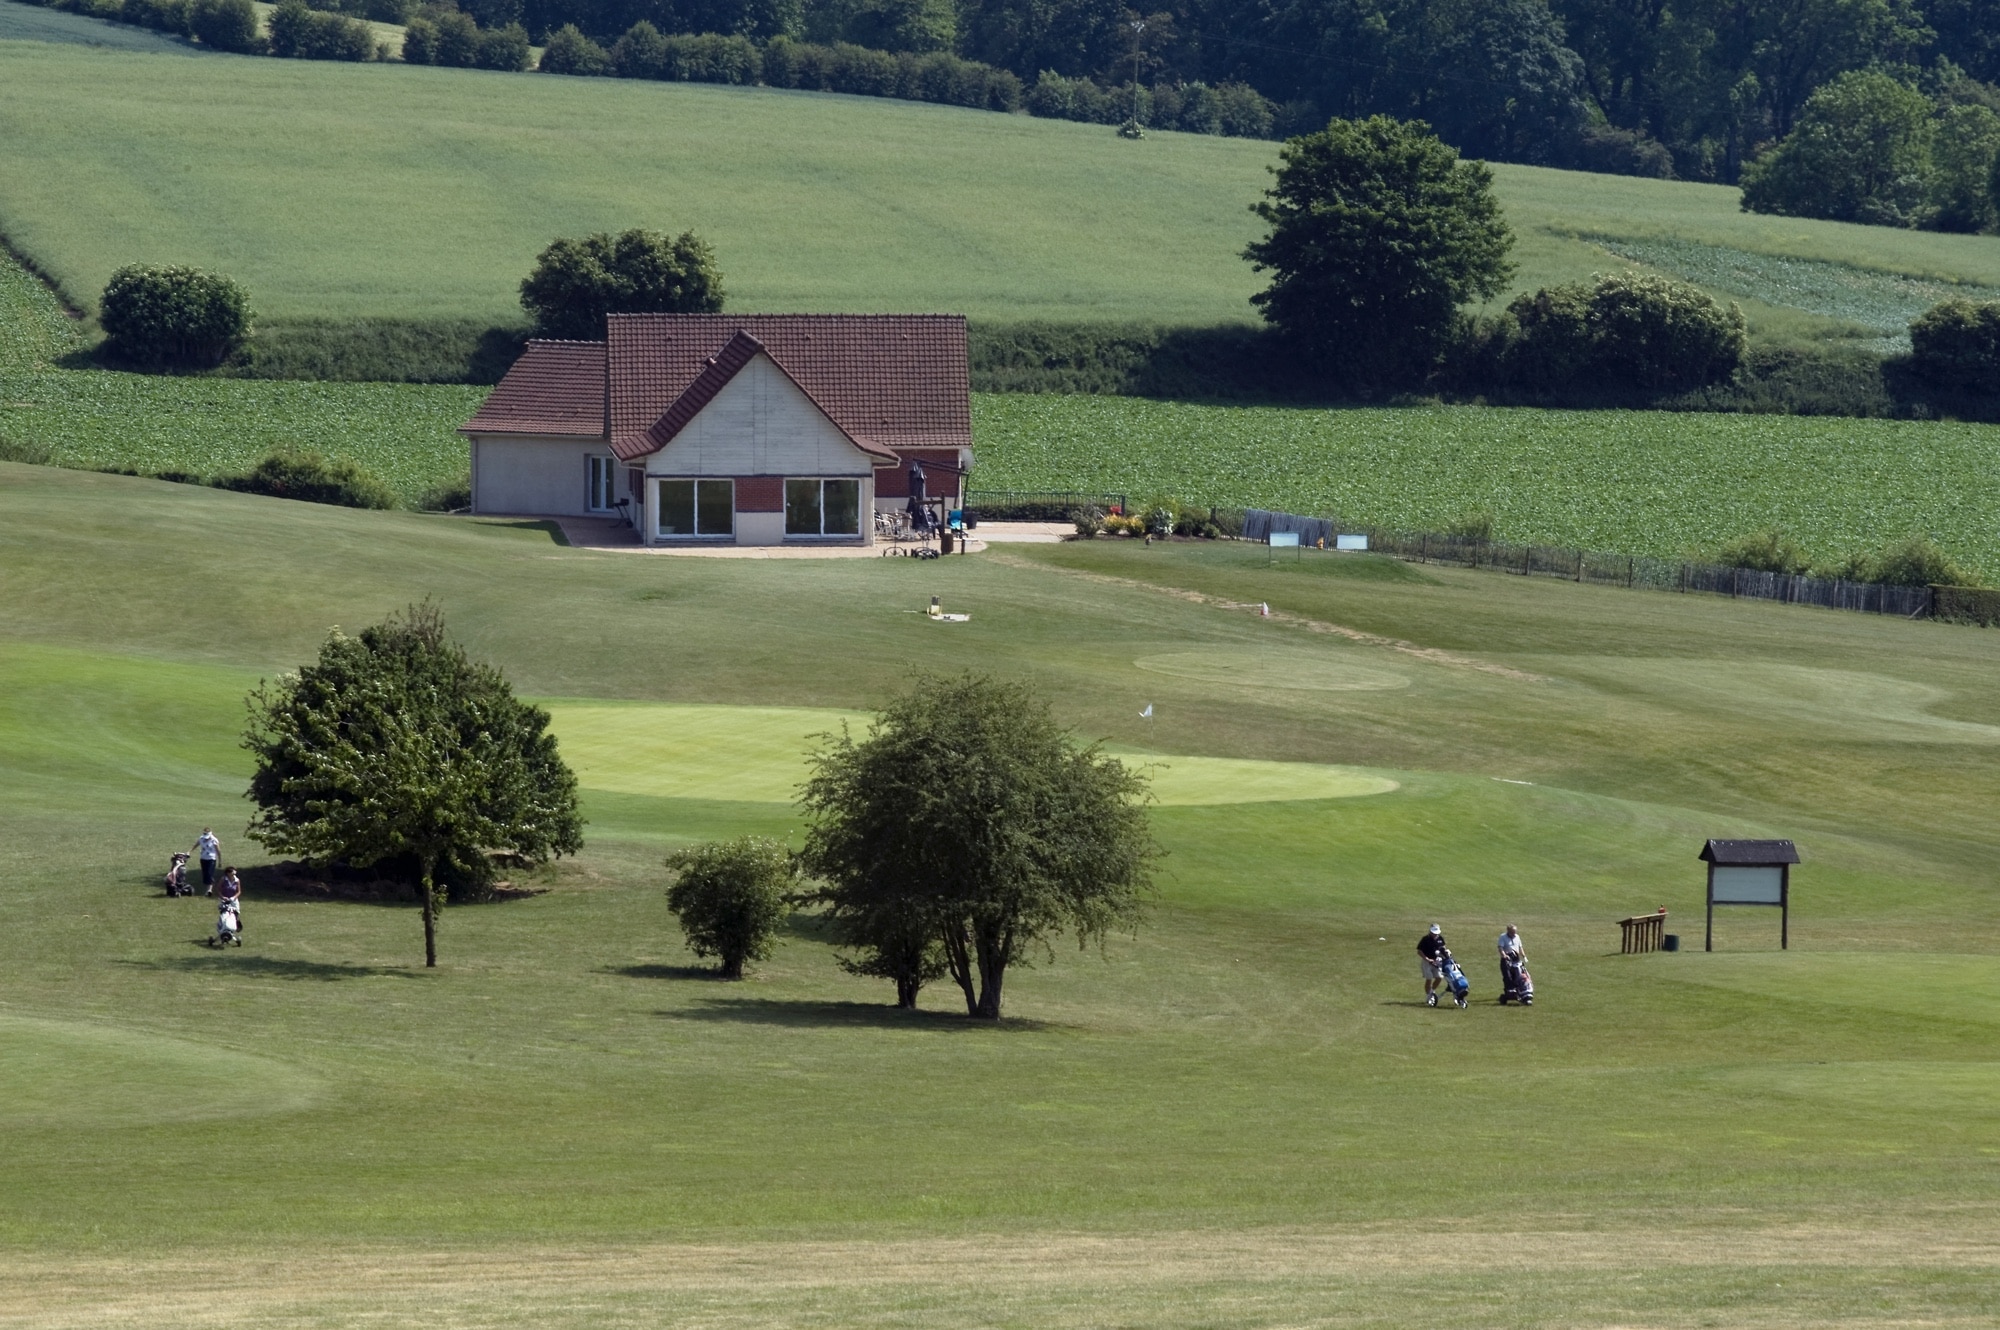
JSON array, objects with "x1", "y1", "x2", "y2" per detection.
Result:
[
  {"x1": 99, "y1": 265, "x2": 252, "y2": 370},
  {"x1": 520, "y1": 229, "x2": 725, "y2": 340},
  {"x1": 1739, "y1": 71, "x2": 1936, "y2": 227},
  {"x1": 1244, "y1": 115, "x2": 1514, "y2": 385},
  {"x1": 474, "y1": 23, "x2": 531, "y2": 70},
  {"x1": 539, "y1": 23, "x2": 610, "y2": 75},
  {"x1": 243, "y1": 604, "x2": 582, "y2": 967},
  {"x1": 801, "y1": 674, "x2": 1157, "y2": 1020},
  {"x1": 664, "y1": 837, "x2": 795, "y2": 979}
]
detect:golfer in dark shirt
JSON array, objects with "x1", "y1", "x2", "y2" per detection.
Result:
[{"x1": 1417, "y1": 924, "x2": 1448, "y2": 1007}]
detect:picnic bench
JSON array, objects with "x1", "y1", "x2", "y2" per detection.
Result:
[{"x1": 1619, "y1": 910, "x2": 1668, "y2": 954}]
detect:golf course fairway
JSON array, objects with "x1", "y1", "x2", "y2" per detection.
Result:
[{"x1": 0, "y1": 463, "x2": 1995, "y2": 1328}]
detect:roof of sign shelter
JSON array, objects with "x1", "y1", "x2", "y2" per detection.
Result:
[{"x1": 1699, "y1": 839, "x2": 1800, "y2": 865}]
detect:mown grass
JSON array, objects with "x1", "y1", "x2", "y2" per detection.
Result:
[
  {"x1": 1, "y1": 463, "x2": 1997, "y2": 1326},
  {"x1": 5, "y1": 38, "x2": 2000, "y2": 343}
]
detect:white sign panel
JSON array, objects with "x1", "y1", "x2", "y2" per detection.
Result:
[
  {"x1": 1335, "y1": 533, "x2": 1369, "y2": 551},
  {"x1": 1268, "y1": 531, "x2": 1301, "y2": 548},
  {"x1": 1711, "y1": 865, "x2": 1783, "y2": 904}
]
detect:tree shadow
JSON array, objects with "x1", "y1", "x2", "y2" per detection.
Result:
[
  {"x1": 118, "y1": 955, "x2": 422, "y2": 981},
  {"x1": 654, "y1": 996, "x2": 1062, "y2": 1032},
  {"x1": 607, "y1": 963, "x2": 726, "y2": 981}
]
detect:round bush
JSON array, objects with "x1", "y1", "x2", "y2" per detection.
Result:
[
  {"x1": 99, "y1": 265, "x2": 253, "y2": 369},
  {"x1": 1510, "y1": 273, "x2": 1744, "y2": 393},
  {"x1": 664, "y1": 837, "x2": 794, "y2": 979},
  {"x1": 187, "y1": 0, "x2": 263, "y2": 52},
  {"x1": 1908, "y1": 299, "x2": 2000, "y2": 396}
]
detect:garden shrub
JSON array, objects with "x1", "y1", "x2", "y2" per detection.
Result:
[
  {"x1": 99, "y1": 265, "x2": 253, "y2": 370},
  {"x1": 212, "y1": 451, "x2": 399, "y2": 509},
  {"x1": 267, "y1": 0, "x2": 375, "y2": 59},
  {"x1": 187, "y1": 0, "x2": 263, "y2": 51},
  {"x1": 1510, "y1": 273, "x2": 1744, "y2": 393},
  {"x1": 1069, "y1": 506, "x2": 1104, "y2": 537},
  {"x1": 1908, "y1": 299, "x2": 2000, "y2": 396}
]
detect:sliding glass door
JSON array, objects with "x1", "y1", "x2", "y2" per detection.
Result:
[
  {"x1": 784, "y1": 478, "x2": 861, "y2": 537},
  {"x1": 657, "y1": 479, "x2": 733, "y2": 538}
]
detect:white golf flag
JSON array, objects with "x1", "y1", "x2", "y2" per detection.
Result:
[{"x1": 1140, "y1": 704, "x2": 1153, "y2": 718}]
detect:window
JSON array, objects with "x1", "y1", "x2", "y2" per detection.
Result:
[
  {"x1": 657, "y1": 478, "x2": 733, "y2": 538},
  {"x1": 587, "y1": 456, "x2": 617, "y2": 513},
  {"x1": 785, "y1": 478, "x2": 862, "y2": 537}
]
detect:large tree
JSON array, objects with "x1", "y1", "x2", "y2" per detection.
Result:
[
  {"x1": 1739, "y1": 70, "x2": 1936, "y2": 225},
  {"x1": 243, "y1": 605, "x2": 583, "y2": 967},
  {"x1": 800, "y1": 675, "x2": 1157, "y2": 1019},
  {"x1": 1243, "y1": 114, "x2": 1514, "y2": 384},
  {"x1": 519, "y1": 228, "x2": 725, "y2": 341}
]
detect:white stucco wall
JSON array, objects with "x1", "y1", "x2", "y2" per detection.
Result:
[
  {"x1": 644, "y1": 355, "x2": 875, "y2": 479},
  {"x1": 470, "y1": 436, "x2": 613, "y2": 517}
]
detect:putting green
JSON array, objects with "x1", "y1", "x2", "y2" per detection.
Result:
[
  {"x1": 0, "y1": 1014, "x2": 319, "y2": 1129},
  {"x1": 1557, "y1": 659, "x2": 2000, "y2": 744},
  {"x1": 1135, "y1": 649, "x2": 1411, "y2": 692},
  {"x1": 544, "y1": 703, "x2": 1399, "y2": 806}
]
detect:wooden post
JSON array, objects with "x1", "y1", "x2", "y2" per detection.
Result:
[{"x1": 1705, "y1": 862, "x2": 1714, "y2": 951}]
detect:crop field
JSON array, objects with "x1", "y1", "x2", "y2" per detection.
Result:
[
  {"x1": 5, "y1": 36, "x2": 2000, "y2": 341},
  {"x1": 2, "y1": 463, "x2": 1998, "y2": 1327},
  {"x1": 973, "y1": 395, "x2": 2000, "y2": 577}
]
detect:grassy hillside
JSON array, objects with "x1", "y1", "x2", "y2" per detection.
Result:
[
  {"x1": 4, "y1": 38, "x2": 2000, "y2": 341},
  {"x1": 1, "y1": 463, "x2": 1997, "y2": 1325}
]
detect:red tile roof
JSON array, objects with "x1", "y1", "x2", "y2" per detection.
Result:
[
  {"x1": 619, "y1": 329, "x2": 897, "y2": 464},
  {"x1": 461, "y1": 315, "x2": 971, "y2": 463},
  {"x1": 460, "y1": 341, "x2": 606, "y2": 437},
  {"x1": 608, "y1": 314, "x2": 969, "y2": 458}
]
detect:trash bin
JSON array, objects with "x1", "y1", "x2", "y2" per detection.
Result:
[
  {"x1": 1662, "y1": 934, "x2": 1680, "y2": 952},
  {"x1": 939, "y1": 530, "x2": 954, "y2": 554}
]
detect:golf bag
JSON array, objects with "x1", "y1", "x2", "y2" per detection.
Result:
[
  {"x1": 1500, "y1": 956, "x2": 1534, "y2": 1005},
  {"x1": 166, "y1": 852, "x2": 195, "y2": 897},
  {"x1": 210, "y1": 898, "x2": 241, "y2": 948},
  {"x1": 1440, "y1": 950, "x2": 1470, "y2": 1008}
]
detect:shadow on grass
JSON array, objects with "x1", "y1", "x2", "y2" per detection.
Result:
[
  {"x1": 469, "y1": 518, "x2": 569, "y2": 545},
  {"x1": 119, "y1": 955, "x2": 422, "y2": 981},
  {"x1": 607, "y1": 963, "x2": 725, "y2": 981},
  {"x1": 654, "y1": 996, "x2": 1061, "y2": 1031}
]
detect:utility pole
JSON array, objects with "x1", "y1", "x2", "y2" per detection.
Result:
[{"x1": 1130, "y1": 18, "x2": 1145, "y2": 128}]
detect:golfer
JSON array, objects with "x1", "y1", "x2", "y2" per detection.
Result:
[
  {"x1": 193, "y1": 828, "x2": 221, "y2": 894},
  {"x1": 1417, "y1": 924, "x2": 1448, "y2": 1007},
  {"x1": 217, "y1": 869, "x2": 243, "y2": 931}
]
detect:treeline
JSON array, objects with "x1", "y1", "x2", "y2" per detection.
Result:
[
  {"x1": 536, "y1": 23, "x2": 1279, "y2": 134},
  {"x1": 20, "y1": 0, "x2": 394, "y2": 58},
  {"x1": 475, "y1": 0, "x2": 1996, "y2": 181}
]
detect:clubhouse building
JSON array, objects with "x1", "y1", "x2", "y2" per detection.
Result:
[{"x1": 459, "y1": 313, "x2": 972, "y2": 546}]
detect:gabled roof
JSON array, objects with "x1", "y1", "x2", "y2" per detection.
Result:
[
  {"x1": 1699, "y1": 839, "x2": 1800, "y2": 865},
  {"x1": 614, "y1": 329, "x2": 896, "y2": 464},
  {"x1": 607, "y1": 314, "x2": 970, "y2": 458},
  {"x1": 459, "y1": 340, "x2": 606, "y2": 437}
]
